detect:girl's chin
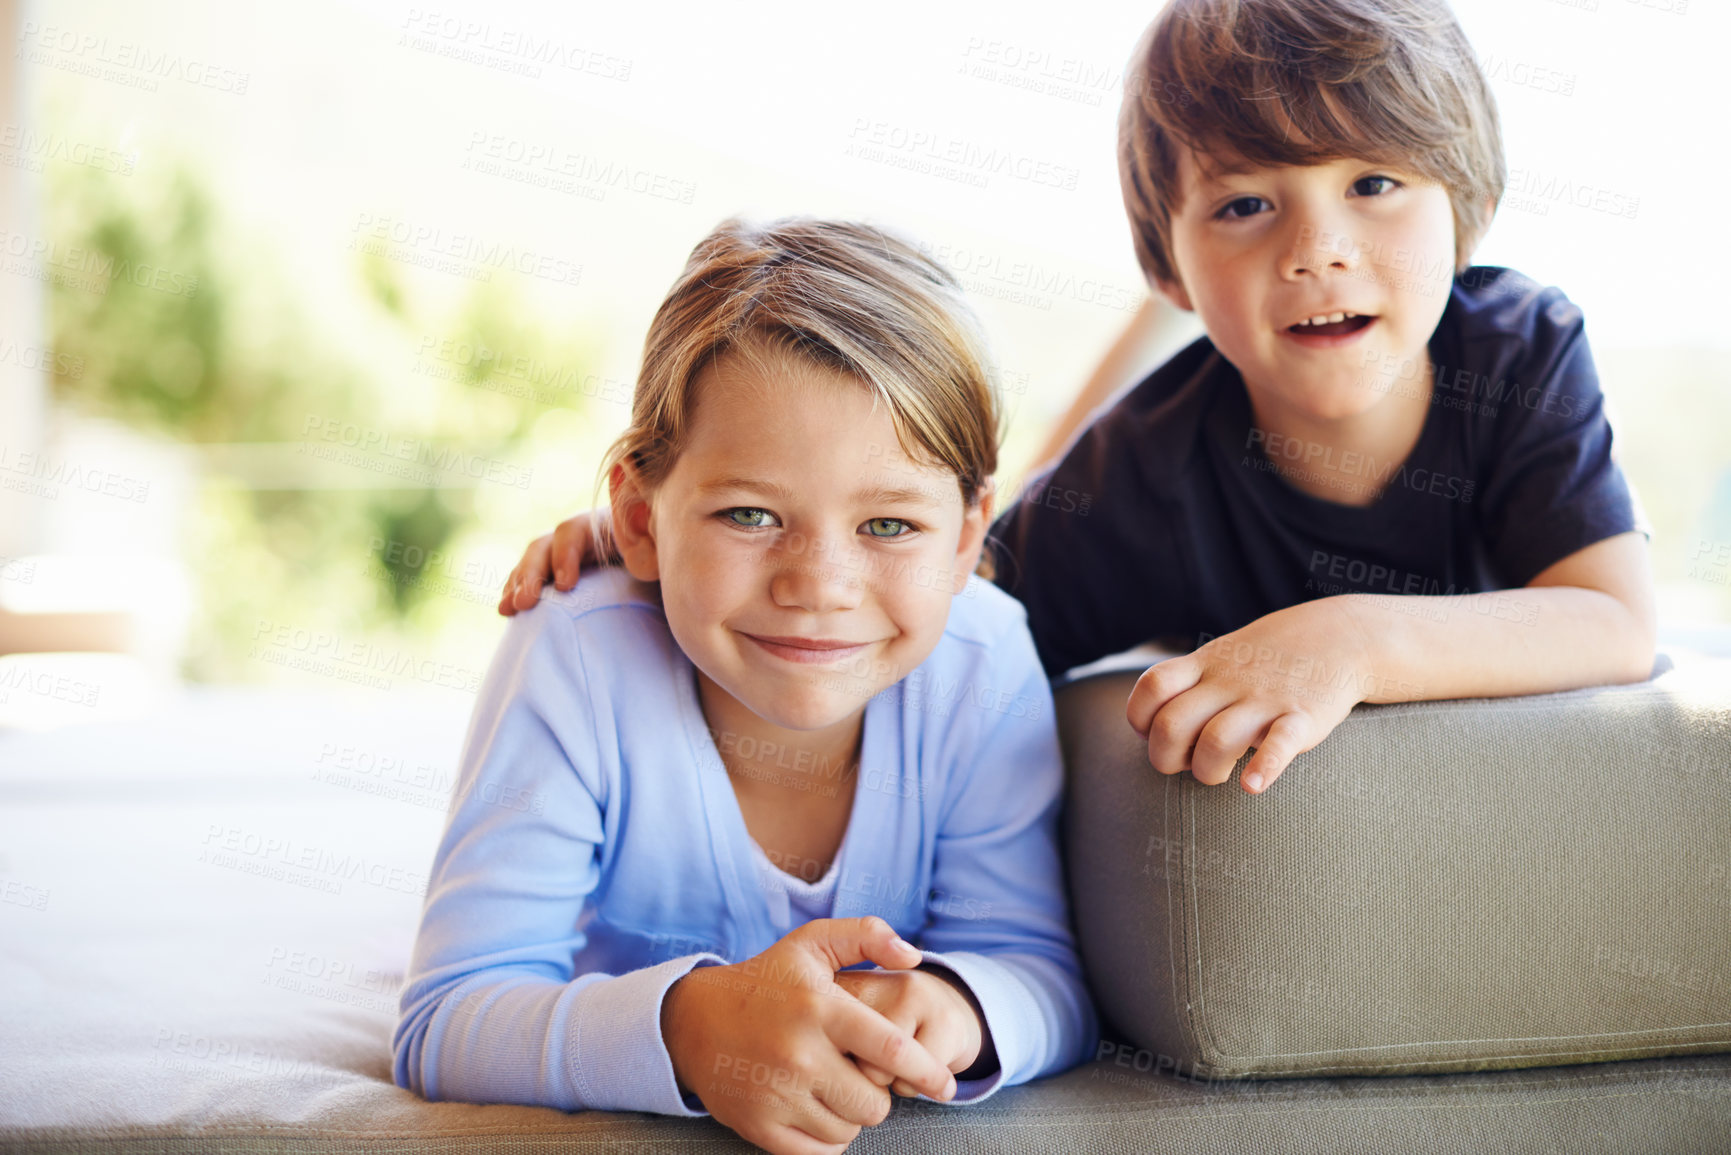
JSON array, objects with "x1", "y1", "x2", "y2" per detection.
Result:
[
  {"x1": 768, "y1": 693, "x2": 872, "y2": 732},
  {"x1": 723, "y1": 683, "x2": 873, "y2": 733}
]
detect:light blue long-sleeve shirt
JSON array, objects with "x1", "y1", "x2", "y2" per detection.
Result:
[{"x1": 392, "y1": 566, "x2": 1097, "y2": 1116}]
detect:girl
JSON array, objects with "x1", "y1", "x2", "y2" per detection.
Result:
[{"x1": 392, "y1": 217, "x2": 1097, "y2": 1155}]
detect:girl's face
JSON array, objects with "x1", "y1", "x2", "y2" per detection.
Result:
[{"x1": 612, "y1": 348, "x2": 992, "y2": 733}]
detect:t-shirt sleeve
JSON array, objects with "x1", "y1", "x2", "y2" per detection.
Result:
[
  {"x1": 911, "y1": 619, "x2": 1100, "y2": 1101},
  {"x1": 391, "y1": 604, "x2": 723, "y2": 1116},
  {"x1": 1475, "y1": 287, "x2": 1647, "y2": 587}
]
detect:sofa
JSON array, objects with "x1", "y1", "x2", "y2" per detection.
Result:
[{"x1": 2, "y1": 648, "x2": 1728, "y2": 1153}]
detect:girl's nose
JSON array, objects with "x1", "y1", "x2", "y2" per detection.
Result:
[{"x1": 768, "y1": 539, "x2": 866, "y2": 613}]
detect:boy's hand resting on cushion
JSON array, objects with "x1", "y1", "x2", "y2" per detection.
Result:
[
  {"x1": 833, "y1": 964, "x2": 994, "y2": 1098},
  {"x1": 1127, "y1": 597, "x2": 1374, "y2": 795},
  {"x1": 497, "y1": 509, "x2": 613, "y2": 616},
  {"x1": 661, "y1": 916, "x2": 956, "y2": 1155}
]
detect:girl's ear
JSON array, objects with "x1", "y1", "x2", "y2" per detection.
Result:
[
  {"x1": 608, "y1": 462, "x2": 661, "y2": 582},
  {"x1": 951, "y1": 478, "x2": 996, "y2": 594}
]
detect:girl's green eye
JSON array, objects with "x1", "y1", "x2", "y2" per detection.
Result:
[
  {"x1": 725, "y1": 508, "x2": 774, "y2": 528},
  {"x1": 864, "y1": 518, "x2": 910, "y2": 538}
]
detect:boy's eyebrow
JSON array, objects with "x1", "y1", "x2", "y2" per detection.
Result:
[{"x1": 1192, "y1": 156, "x2": 1262, "y2": 188}]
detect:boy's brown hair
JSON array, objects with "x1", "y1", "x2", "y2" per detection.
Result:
[{"x1": 1119, "y1": 0, "x2": 1505, "y2": 288}]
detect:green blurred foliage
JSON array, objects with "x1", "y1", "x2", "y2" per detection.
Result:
[{"x1": 44, "y1": 156, "x2": 601, "y2": 681}]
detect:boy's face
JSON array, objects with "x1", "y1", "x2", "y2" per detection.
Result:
[{"x1": 1157, "y1": 148, "x2": 1458, "y2": 422}]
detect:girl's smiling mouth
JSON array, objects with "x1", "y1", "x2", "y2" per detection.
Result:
[{"x1": 742, "y1": 633, "x2": 875, "y2": 664}]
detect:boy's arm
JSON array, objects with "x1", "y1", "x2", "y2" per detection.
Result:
[
  {"x1": 1127, "y1": 530, "x2": 1656, "y2": 795},
  {"x1": 1131, "y1": 282, "x2": 1655, "y2": 795},
  {"x1": 1357, "y1": 529, "x2": 1655, "y2": 697}
]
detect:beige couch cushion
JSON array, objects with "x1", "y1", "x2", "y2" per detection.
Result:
[{"x1": 1060, "y1": 655, "x2": 1731, "y2": 1079}]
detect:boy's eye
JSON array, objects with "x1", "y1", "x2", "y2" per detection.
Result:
[
  {"x1": 1217, "y1": 196, "x2": 1270, "y2": 220},
  {"x1": 722, "y1": 507, "x2": 778, "y2": 528},
  {"x1": 1351, "y1": 175, "x2": 1400, "y2": 197},
  {"x1": 862, "y1": 517, "x2": 913, "y2": 539}
]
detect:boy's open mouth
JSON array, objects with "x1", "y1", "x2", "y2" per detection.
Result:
[{"x1": 1285, "y1": 313, "x2": 1376, "y2": 338}]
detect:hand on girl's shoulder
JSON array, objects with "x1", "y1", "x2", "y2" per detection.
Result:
[{"x1": 508, "y1": 565, "x2": 654, "y2": 624}]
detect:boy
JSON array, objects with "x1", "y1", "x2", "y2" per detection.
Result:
[{"x1": 500, "y1": 0, "x2": 1655, "y2": 799}]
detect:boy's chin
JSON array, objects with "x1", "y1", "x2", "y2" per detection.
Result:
[
  {"x1": 1269, "y1": 375, "x2": 1410, "y2": 423},
  {"x1": 1304, "y1": 390, "x2": 1391, "y2": 423}
]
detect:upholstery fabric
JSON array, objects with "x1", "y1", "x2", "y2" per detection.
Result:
[{"x1": 1060, "y1": 658, "x2": 1731, "y2": 1079}]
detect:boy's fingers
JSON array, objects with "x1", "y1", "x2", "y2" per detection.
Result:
[
  {"x1": 549, "y1": 517, "x2": 588, "y2": 588},
  {"x1": 524, "y1": 534, "x2": 554, "y2": 587},
  {"x1": 1127, "y1": 657, "x2": 1201, "y2": 737},
  {"x1": 1190, "y1": 702, "x2": 1275, "y2": 787},
  {"x1": 1242, "y1": 713, "x2": 1313, "y2": 794},
  {"x1": 1144, "y1": 687, "x2": 1233, "y2": 777},
  {"x1": 508, "y1": 538, "x2": 554, "y2": 611}
]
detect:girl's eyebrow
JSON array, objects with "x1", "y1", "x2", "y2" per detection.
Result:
[
  {"x1": 696, "y1": 476, "x2": 942, "y2": 508},
  {"x1": 696, "y1": 476, "x2": 798, "y2": 500},
  {"x1": 853, "y1": 483, "x2": 943, "y2": 509}
]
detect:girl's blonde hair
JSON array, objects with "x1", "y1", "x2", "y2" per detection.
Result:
[{"x1": 598, "y1": 216, "x2": 1002, "y2": 568}]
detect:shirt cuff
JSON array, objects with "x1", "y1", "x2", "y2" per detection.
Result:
[
  {"x1": 568, "y1": 952, "x2": 726, "y2": 1116},
  {"x1": 913, "y1": 950, "x2": 1018, "y2": 1104}
]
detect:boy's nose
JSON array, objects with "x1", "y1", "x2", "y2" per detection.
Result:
[{"x1": 1282, "y1": 220, "x2": 1362, "y2": 279}]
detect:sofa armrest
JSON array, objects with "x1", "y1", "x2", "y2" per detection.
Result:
[{"x1": 1057, "y1": 656, "x2": 1731, "y2": 1078}]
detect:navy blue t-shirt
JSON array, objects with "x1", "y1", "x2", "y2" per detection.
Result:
[{"x1": 985, "y1": 267, "x2": 1647, "y2": 678}]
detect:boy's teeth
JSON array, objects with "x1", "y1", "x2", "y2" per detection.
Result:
[{"x1": 1295, "y1": 311, "x2": 1359, "y2": 327}]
